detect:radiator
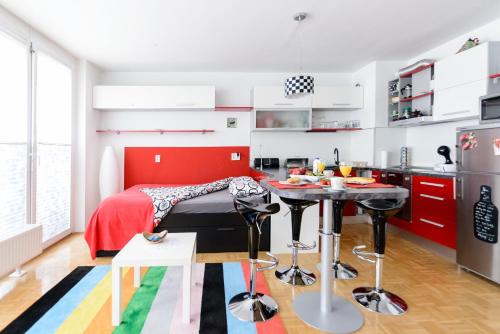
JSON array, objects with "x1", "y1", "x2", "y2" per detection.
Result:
[{"x1": 0, "y1": 224, "x2": 42, "y2": 277}]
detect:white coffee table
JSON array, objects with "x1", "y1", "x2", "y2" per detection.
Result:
[{"x1": 112, "y1": 232, "x2": 197, "y2": 326}]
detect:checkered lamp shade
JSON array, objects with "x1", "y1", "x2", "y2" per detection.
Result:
[{"x1": 284, "y1": 75, "x2": 314, "y2": 97}]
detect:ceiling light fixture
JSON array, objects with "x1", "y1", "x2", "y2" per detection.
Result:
[{"x1": 285, "y1": 12, "x2": 314, "y2": 98}]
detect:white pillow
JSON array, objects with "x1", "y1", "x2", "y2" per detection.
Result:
[{"x1": 229, "y1": 176, "x2": 267, "y2": 198}]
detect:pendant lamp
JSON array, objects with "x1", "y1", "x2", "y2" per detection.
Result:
[{"x1": 285, "y1": 12, "x2": 314, "y2": 98}]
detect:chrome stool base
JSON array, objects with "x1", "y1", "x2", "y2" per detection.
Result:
[
  {"x1": 275, "y1": 265, "x2": 316, "y2": 286},
  {"x1": 228, "y1": 292, "x2": 279, "y2": 322},
  {"x1": 352, "y1": 287, "x2": 408, "y2": 315},
  {"x1": 316, "y1": 261, "x2": 358, "y2": 280},
  {"x1": 333, "y1": 261, "x2": 358, "y2": 280}
]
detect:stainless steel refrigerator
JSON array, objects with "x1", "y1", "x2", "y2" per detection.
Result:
[{"x1": 456, "y1": 124, "x2": 500, "y2": 284}]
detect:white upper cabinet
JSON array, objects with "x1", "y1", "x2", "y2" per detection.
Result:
[
  {"x1": 93, "y1": 86, "x2": 215, "y2": 111},
  {"x1": 434, "y1": 43, "x2": 489, "y2": 91},
  {"x1": 433, "y1": 42, "x2": 500, "y2": 121},
  {"x1": 433, "y1": 79, "x2": 488, "y2": 122},
  {"x1": 253, "y1": 86, "x2": 312, "y2": 110},
  {"x1": 312, "y1": 86, "x2": 364, "y2": 110}
]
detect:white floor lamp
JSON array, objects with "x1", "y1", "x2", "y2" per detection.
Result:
[{"x1": 99, "y1": 146, "x2": 120, "y2": 200}]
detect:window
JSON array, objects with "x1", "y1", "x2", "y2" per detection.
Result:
[
  {"x1": 35, "y1": 51, "x2": 72, "y2": 242},
  {"x1": 0, "y1": 30, "x2": 28, "y2": 234},
  {"x1": 0, "y1": 27, "x2": 74, "y2": 246}
]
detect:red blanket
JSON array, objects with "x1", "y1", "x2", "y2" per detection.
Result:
[{"x1": 84, "y1": 184, "x2": 180, "y2": 259}]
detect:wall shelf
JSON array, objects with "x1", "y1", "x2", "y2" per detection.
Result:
[
  {"x1": 96, "y1": 129, "x2": 215, "y2": 134},
  {"x1": 214, "y1": 106, "x2": 253, "y2": 111},
  {"x1": 306, "y1": 128, "x2": 362, "y2": 132},
  {"x1": 399, "y1": 91, "x2": 434, "y2": 103}
]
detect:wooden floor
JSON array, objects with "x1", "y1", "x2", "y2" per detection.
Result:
[{"x1": 1, "y1": 223, "x2": 500, "y2": 333}]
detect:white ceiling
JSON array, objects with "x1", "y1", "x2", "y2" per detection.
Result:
[{"x1": 1, "y1": 0, "x2": 500, "y2": 72}]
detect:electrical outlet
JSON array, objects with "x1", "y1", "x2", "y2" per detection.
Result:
[
  {"x1": 231, "y1": 152, "x2": 240, "y2": 161},
  {"x1": 155, "y1": 154, "x2": 161, "y2": 163},
  {"x1": 227, "y1": 117, "x2": 237, "y2": 128}
]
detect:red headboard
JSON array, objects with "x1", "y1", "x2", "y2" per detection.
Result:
[{"x1": 124, "y1": 146, "x2": 250, "y2": 189}]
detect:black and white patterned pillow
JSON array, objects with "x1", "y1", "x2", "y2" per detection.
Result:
[{"x1": 229, "y1": 176, "x2": 267, "y2": 198}]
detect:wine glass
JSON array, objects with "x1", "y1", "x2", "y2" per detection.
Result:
[{"x1": 339, "y1": 162, "x2": 352, "y2": 185}]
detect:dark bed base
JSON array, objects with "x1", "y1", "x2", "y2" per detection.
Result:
[
  {"x1": 154, "y1": 212, "x2": 271, "y2": 253},
  {"x1": 96, "y1": 194, "x2": 271, "y2": 256}
]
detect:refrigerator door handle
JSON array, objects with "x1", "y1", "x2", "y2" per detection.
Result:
[
  {"x1": 455, "y1": 177, "x2": 462, "y2": 199},
  {"x1": 455, "y1": 143, "x2": 462, "y2": 169}
]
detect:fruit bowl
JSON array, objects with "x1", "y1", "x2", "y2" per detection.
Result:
[{"x1": 143, "y1": 230, "x2": 168, "y2": 243}]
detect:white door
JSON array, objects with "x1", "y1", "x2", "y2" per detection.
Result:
[
  {"x1": 33, "y1": 50, "x2": 73, "y2": 246},
  {"x1": 0, "y1": 31, "x2": 29, "y2": 234}
]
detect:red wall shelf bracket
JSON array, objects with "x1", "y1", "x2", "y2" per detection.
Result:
[
  {"x1": 399, "y1": 91, "x2": 434, "y2": 103},
  {"x1": 399, "y1": 63, "x2": 434, "y2": 78},
  {"x1": 490, "y1": 73, "x2": 500, "y2": 83},
  {"x1": 214, "y1": 106, "x2": 253, "y2": 112},
  {"x1": 96, "y1": 129, "x2": 215, "y2": 134}
]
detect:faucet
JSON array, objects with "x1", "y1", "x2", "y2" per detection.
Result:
[{"x1": 334, "y1": 147, "x2": 339, "y2": 166}]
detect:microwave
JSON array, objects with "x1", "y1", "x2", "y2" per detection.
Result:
[{"x1": 480, "y1": 93, "x2": 500, "y2": 124}]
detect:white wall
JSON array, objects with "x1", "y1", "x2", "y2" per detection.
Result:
[
  {"x1": 251, "y1": 131, "x2": 351, "y2": 167},
  {"x1": 373, "y1": 127, "x2": 406, "y2": 167},
  {"x1": 402, "y1": 17, "x2": 500, "y2": 167},
  {"x1": 405, "y1": 119, "x2": 476, "y2": 167},
  {"x1": 99, "y1": 71, "x2": 355, "y2": 172},
  {"x1": 75, "y1": 60, "x2": 101, "y2": 231}
]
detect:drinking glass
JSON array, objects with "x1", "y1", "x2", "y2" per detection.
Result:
[{"x1": 339, "y1": 161, "x2": 352, "y2": 184}]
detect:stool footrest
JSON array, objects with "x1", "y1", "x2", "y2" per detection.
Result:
[
  {"x1": 352, "y1": 245, "x2": 376, "y2": 264},
  {"x1": 287, "y1": 240, "x2": 316, "y2": 251},
  {"x1": 256, "y1": 252, "x2": 279, "y2": 272}
]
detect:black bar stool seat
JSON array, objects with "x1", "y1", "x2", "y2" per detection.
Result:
[
  {"x1": 275, "y1": 197, "x2": 318, "y2": 286},
  {"x1": 228, "y1": 198, "x2": 280, "y2": 322},
  {"x1": 352, "y1": 198, "x2": 408, "y2": 315}
]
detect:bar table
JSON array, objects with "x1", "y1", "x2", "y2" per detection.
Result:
[{"x1": 261, "y1": 179, "x2": 408, "y2": 333}]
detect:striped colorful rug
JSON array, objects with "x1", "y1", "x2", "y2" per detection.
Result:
[{"x1": 1, "y1": 263, "x2": 286, "y2": 334}]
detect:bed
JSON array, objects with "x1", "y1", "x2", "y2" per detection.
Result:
[{"x1": 85, "y1": 146, "x2": 269, "y2": 258}]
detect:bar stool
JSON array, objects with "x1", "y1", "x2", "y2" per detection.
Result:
[
  {"x1": 229, "y1": 198, "x2": 280, "y2": 322},
  {"x1": 352, "y1": 198, "x2": 408, "y2": 315},
  {"x1": 326, "y1": 200, "x2": 359, "y2": 279},
  {"x1": 275, "y1": 197, "x2": 318, "y2": 286}
]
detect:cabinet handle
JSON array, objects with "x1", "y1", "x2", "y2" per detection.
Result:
[
  {"x1": 420, "y1": 194, "x2": 445, "y2": 201},
  {"x1": 217, "y1": 227, "x2": 236, "y2": 231},
  {"x1": 419, "y1": 218, "x2": 445, "y2": 228},
  {"x1": 332, "y1": 103, "x2": 350, "y2": 106},
  {"x1": 420, "y1": 181, "x2": 444, "y2": 188},
  {"x1": 442, "y1": 109, "x2": 469, "y2": 116},
  {"x1": 274, "y1": 103, "x2": 294, "y2": 106}
]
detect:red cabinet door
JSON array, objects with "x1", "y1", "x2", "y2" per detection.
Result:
[{"x1": 412, "y1": 175, "x2": 456, "y2": 249}]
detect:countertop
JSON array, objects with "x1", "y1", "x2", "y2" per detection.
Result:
[
  {"x1": 252, "y1": 165, "x2": 456, "y2": 179},
  {"x1": 260, "y1": 179, "x2": 409, "y2": 201}
]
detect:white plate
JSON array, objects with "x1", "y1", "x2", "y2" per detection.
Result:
[
  {"x1": 289, "y1": 175, "x2": 320, "y2": 182},
  {"x1": 278, "y1": 180, "x2": 308, "y2": 186}
]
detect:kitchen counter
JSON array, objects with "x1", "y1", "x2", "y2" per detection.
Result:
[{"x1": 251, "y1": 165, "x2": 456, "y2": 179}]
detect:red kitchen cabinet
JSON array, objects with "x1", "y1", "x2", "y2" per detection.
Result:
[
  {"x1": 371, "y1": 169, "x2": 382, "y2": 183},
  {"x1": 412, "y1": 175, "x2": 456, "y2": 249}
]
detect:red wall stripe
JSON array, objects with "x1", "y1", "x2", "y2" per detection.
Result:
[{"x1": 124, "y1": 146, "x2": 251, "y2": 189}]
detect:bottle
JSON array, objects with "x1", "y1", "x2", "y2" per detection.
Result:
[{"x1": 313, "y1": 157, "x2": 321, "y2": 175}]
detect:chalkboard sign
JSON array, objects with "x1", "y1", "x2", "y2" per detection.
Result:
[{"x1": 473, "y1": 185, "x2": 498, "y2": 244}]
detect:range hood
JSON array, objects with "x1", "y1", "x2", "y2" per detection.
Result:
[{"x1": 389, "y1": 116, "x2": 435, "y2": 127}]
